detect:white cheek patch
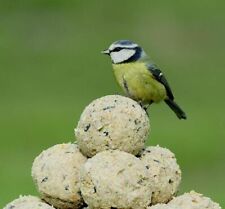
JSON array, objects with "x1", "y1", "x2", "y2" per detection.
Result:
[{"x1": 111, "y1": 49, "x2": 136, "y2": 64}]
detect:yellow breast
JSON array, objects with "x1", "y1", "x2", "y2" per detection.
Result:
[{"x1": 112, "y1": 62, "x2": 167, "y2": 103}]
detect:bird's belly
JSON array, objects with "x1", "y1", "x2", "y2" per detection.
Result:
[
  {"x1": 113, "y1": 63, "x2": 167, "y2": 103},
  {"x1": 126, "y1": 74, "x2": 167, "y2": 103}
]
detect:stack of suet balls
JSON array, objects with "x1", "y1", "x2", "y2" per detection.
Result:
[
  {"x1": 3, "y1": 40, "x2": 222, "y2": 209},
  {"x1": 3, "y1": 94, "x2": 221, "y2": 209}
]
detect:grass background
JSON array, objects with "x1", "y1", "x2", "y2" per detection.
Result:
[{"x1": 0, "y1": 0, "x2": 224, "y2": 207}]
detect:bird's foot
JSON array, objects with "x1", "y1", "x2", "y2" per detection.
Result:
[{"x1": 138, "y1": 102, "x2": 150, "y2": 116}]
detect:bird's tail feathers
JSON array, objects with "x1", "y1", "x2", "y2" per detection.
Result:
[{"x1": 164, "y1": 99, "x2": 187, "y2": 120}]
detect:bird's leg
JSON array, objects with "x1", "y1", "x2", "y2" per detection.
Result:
[
  {"x1": 143, "y1": 105, "x2": 149, "y2": 112},
  {"x1": 138, "y1": 102, "x2": 148, "y2": 115},
  {"x1": 139, "y1": 101, "x2": 154, "y2": 116},
  {"x1": 114, "y1": 92, "x2": 123, "y2": 96}
]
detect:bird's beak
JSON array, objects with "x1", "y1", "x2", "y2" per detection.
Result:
[{"x1": 101, "y1": 49, "x2": 110, "y2": 55}]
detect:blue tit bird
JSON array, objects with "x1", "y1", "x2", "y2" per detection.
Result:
[{"x1": 102, "y1": 40, "x2": 187, "y2": 119}]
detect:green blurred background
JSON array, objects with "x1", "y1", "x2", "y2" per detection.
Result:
[{"x1": 0, "y1": 0, "x2": 224, "y2": 207}]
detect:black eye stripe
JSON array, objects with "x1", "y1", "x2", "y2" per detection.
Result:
[
  {"x1": 111, "y1": 47, "x2": 123, "y2": 52},
  {"x1": 110, "y1": 47, "x2": 137, "y2": 53}
]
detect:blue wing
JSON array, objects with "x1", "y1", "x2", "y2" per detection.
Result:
[{"x1": 147, "y1": 64, "x2": 174, "y2": 100}]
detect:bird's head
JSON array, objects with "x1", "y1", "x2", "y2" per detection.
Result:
[{"x1": 102, "y1": 40, "x2": 147, "y2": 64}]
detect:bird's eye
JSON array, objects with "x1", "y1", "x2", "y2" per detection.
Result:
[{"x1": 112, "y1": 47, "x2": 122, "y2": 52}]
